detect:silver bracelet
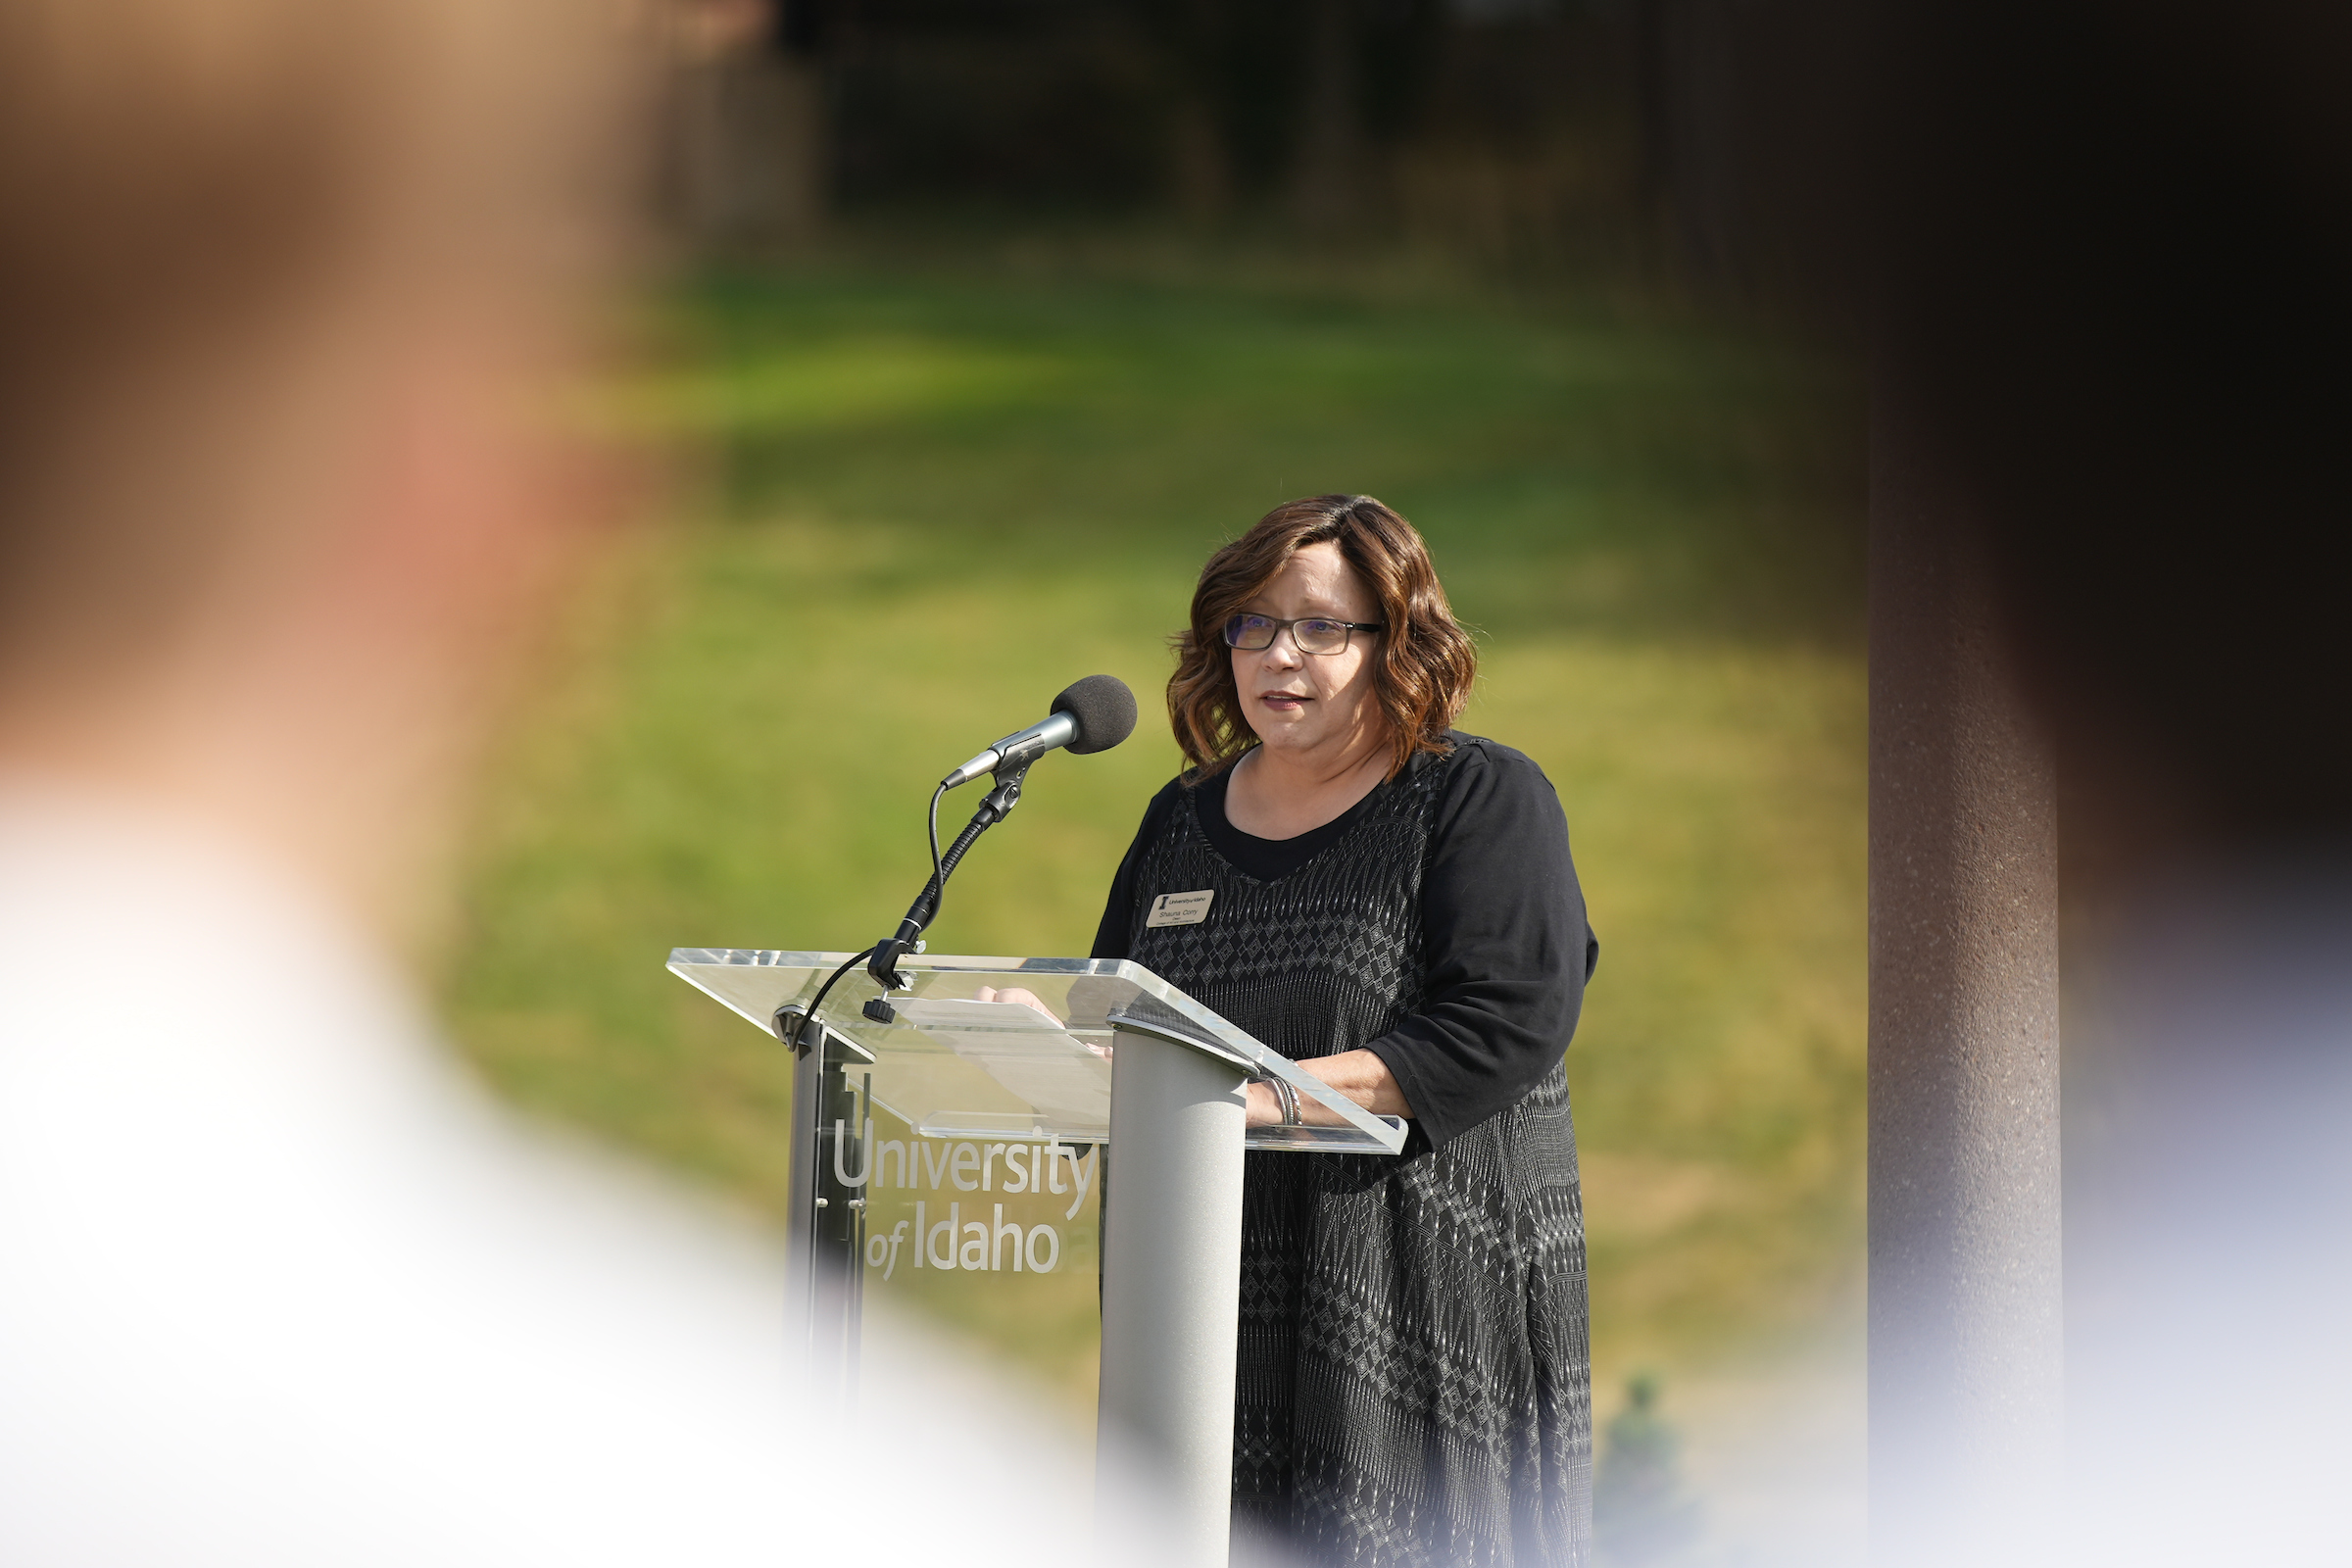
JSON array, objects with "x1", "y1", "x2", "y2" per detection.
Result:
[{"x1": 1270, "y1": 1076, "x2": 1302, "y2": 1127}]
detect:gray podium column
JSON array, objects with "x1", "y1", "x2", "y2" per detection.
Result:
[
  {"x1": 1868, "y1": 398, "x2": 2065, "y2": 1562},
  {"x1": 1098, "y1": 1018, "x2": 1251, "y2": 1568}
]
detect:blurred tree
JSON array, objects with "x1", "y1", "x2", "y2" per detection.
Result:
[
  {"x1": 820, "y1": 0, "x2": 1170, "y2": 208},
  {"x1": 1288, "y1": 0, "x2": 1447, "y2": 226},
  {"x1": 1594, "y1": 1373, "x2": 1703, "y2": 1565},
  {"x1": 662, "y1": 0, "x2": 830, "y2": 244},
  {"x1": 1135, "y1": 0, "x2": 1299, "y2": 211},
  {"x1": 1290, "y1": 0, "x2": 1364, "y2": 222},
  {"x1": 1630, "y1": 0, "x2": 1864, "y2": 314},
  {"x1": 649, "y1": 0, "x2": 1875, "y2": 295},
  {"x1": 1356, "y1": 0, "x2": 1448, "y2": 147}
]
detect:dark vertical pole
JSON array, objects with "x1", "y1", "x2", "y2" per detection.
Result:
[
  {"x1": 1289, "y1": 0, "x2": 1360, "y2": 226},
  {"x1": 781, "y1": 1008, "x2": 864, "y2": 1399},
  {"x1": 809, "y1": 1050, "x2": 863, "y2": 1380},
  {"x1": 1867, "y1": 394, "x2": 2064, "y2": 1561}
]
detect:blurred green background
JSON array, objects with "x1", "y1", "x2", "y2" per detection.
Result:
[{"x1": 441, "y1": 243, "x2": 1865, "y2": 1435}]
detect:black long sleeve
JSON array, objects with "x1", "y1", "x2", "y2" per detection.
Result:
[
  {"x1": 1362, "y1": 739, "x2": 1596, "y2": 1148},
  {"x1": 1091, "y1": 737, "x2": 1597, "y2": 1149}
]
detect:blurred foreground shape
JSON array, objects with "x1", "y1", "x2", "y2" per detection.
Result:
[
  {"x1": 0, "y1": 1, "x2": 1185, "y2": 1560},
  {"x1": 1869, "y1": 0, "x2": 2352, "y2": 1561}
]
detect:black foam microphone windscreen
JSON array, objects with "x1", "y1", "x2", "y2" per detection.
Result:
[{"x1": 1053, "y1": 674, "x2": 1137, "y2": 755}]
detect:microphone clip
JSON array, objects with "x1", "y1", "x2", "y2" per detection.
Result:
[{"x1": 973, "y1": 759, "x2": 1031, "y2": 822}]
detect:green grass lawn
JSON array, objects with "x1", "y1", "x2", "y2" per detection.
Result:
[{"x1": 443, "y1": 251, "x2": 1865, "y2": 1420}]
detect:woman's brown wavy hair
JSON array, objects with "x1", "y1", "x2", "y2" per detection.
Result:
[{"x1": 1168, "y1": 495, "x2": 1477, "y2": 781}]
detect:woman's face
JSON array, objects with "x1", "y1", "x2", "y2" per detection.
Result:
[{"x1": 1230, "y1": 540, "x2": 1388, "y2": 761}]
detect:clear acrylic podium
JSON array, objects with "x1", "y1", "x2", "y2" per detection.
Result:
[{"x1": 668, "y1": 948, "x2": 1407, "y2": 1564}]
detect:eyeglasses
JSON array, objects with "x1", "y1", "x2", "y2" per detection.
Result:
[{"x1": 1222, "y1": 613, "x2": 1385, "y2": 656}]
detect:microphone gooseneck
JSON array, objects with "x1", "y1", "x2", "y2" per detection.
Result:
[{"x1": 865, "y1": 675, "x2": 1137, "y2": 995}]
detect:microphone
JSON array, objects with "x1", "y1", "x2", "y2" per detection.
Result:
[
  {"x1": 941, "y1": 674, "x2": 1137, "y2": 787},
  {"x1": 861, "y1": 675, "x2": 1141, "y2": 999}
]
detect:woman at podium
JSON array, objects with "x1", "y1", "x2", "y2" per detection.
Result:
[{"x1": 1091, "y1": 495, "x2": 1601, "y2": 1566}]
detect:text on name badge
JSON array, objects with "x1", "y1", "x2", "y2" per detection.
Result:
[{"x1": 1146, "y1": 890, "x2": 1215, "y2": 927}]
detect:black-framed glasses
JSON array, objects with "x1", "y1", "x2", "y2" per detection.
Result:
[{"x1": 1222, "y1": 613, "x2": 1385, "y2": 656}]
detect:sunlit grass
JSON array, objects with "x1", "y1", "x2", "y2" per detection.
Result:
[{"x1": 445, "y1": 255, "x2": 1863, "y2": 1419}]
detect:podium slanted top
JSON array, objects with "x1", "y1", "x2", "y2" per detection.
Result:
[{"x1": 666, "y1": 949, "x2": 1408, "y2": 1155}]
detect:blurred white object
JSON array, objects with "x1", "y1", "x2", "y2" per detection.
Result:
[
  {"x1": 2051, "y1": 868, "x2": 2352, "y2": 1568},
  {"x1": 0, "y1": 783, "x2": 1131, "y2": 1564}
]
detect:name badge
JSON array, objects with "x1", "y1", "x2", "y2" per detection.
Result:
[{"x1": 1146, "y1": 890, "x2": 1215, "y2": 928}]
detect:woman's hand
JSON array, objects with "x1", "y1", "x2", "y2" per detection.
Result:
[
  {"x1": 1246, "y1": 1050, "x2": 1416, "y2": 1127},
  {"x1": 975, "y1": 986, "x2": 1114, "y2": 1060},
  {"x1": 975, "y1": 985, "x2": 1061, "y2": 1026}
]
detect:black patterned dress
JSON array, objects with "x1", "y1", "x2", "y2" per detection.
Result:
[{"x1": 1094, "y1": 734, "x2": 1598, "y2": 1568}]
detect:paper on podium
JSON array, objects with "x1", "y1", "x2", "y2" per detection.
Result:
[{"x1": 881, "y1": 998, "x2": 1111, "y2": 1143}]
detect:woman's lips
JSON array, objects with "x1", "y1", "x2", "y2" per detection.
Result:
[{"x1": 1258, "y1": 692, "x2": 1309, "y2": 710}]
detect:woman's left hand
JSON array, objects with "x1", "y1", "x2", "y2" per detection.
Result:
[
  {"x1": 974, "y1": 984, "x2": 1060, "y2": 1025},
  {"x1": 1247, "y1": 1050, "x2": 1415, "y2": 1127},
  {"x1": 975, "y1": 986, "x2": 1116, "y2": 1058}
]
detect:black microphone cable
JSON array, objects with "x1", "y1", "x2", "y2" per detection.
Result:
[
  {"x1": 788, "y1": 778, "x2": 952, "y2": 1050},
  {"x1": 782, "y1": 944, "x2": 877, "y2": 1054},
  {"x1": 868, "y1": 764, "x2": 1032, "y2": 996},
  {"x1": 926, "y1": 780, "x2": 946, "y2": 928}
]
